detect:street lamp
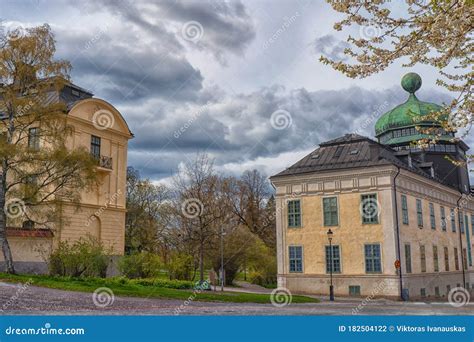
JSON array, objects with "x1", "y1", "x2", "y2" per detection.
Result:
[
  {"x1": 327, "y1": 228, "x2": 335, "y2": 301},
  {"x1": 220, "y1": 226, "x2": 226, "y2": 292}
]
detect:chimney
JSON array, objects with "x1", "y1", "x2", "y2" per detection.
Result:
[{"x1": 369, "y1": 144, "x2": 380, "y2": 161}]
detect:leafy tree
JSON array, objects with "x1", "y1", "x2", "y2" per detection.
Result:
[
  {"x1": 225, "y1": 170, "x2": 276, "y2": 249},
  {"x1": 0, "y1": 25, "x2": 97, "y2": 273},
  {"x1": 173, "y1": 153, "x2": 229, "y2": 283},
  {"x1": 321, "y1": 0, "x2": 473, "y2": 164},
  {"x1": 125, "y1": 166, "x2": 171, "y2": 254}
]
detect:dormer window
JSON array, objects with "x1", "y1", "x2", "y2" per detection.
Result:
[
  {"x1": 349, "y1": 149, "x2": 359, "y2": 155},
  {"x1": 91, "y1": 135, "x2": 101, "y2": 159},
  {"x1": 334, "y1": 146, "x2": 344, "y2": 158}
]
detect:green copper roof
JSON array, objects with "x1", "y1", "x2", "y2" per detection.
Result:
[
  {"x1": 375, "y1": 73, "x2": 443, "y2": 136},
  {"x1": 383, "y1": 134, "x2": 454, "y2": 146}
]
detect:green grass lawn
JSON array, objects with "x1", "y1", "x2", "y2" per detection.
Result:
[{"x1": 0, "y1": 273, "x2": 318, "y2": 304}]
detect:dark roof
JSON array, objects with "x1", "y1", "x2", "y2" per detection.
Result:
[
  {"x1": 271, "y1": 133, "x2": 452, "y2": 188},
  {"x1": 319, "y1": 133, "x2": 367, "y2": 146},
  {"x1": 0, "y1": 79, "x2": 93, "y2": 118}
]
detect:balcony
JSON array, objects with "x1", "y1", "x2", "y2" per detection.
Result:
[{"x1": 92, "y1": 154, "x2": 113, "y2": 170}]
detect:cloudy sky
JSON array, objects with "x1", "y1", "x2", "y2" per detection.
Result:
[{"x1": 2, "y1": 0, "x2": 472, "y2": 183}]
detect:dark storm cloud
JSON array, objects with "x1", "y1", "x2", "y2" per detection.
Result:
[
  {"x1": 126, "y1": 84, "x2": 453, "y2": 179},
  {"x1": 74, "y1": 0, "x2": 255, "y2": 65},
  {"x1": 50, "y1": 0, "x2": 256, "y2": 103},
  {"x1": 157, "y1": 0, "x2": 256, "y2": 61},
  {"x1": 54, "y1": 24, "x2": 203, "y2": 104}
]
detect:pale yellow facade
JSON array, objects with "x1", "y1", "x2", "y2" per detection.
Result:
[
  {"x1": 1, "y1": 95, "x2": 132, "y2": 273},
  {"x1": 272, "y1": 165, "x2": 474, "y2": 299},
  {"x1": 58, "y1": 98, "x2": 131, "y2": 254}
]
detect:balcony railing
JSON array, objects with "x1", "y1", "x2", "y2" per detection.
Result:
[{"x1": 92, "y1": 154, "x2": 113, "y2": 170}]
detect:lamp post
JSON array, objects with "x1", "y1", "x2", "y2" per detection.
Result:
[
  {"x1": 220, "y1": 226, "x2": 225, "y2": 292},
  {"x1": 327, "y1": 228, "x2": 335, "y2": 301}
]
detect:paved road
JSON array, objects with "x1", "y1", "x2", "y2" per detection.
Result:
[{"x1": 0, "y1": 282, "x2": 472, "y2": 315}]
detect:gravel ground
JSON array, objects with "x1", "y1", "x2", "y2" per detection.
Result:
[{"x1": 0, "y1": 282, "x2": 472, "y2": 315}]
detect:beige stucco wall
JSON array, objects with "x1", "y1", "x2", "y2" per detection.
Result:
[
  {"x1": 67, "y1": 99, "x2": 129, "y2": 209},
  {"x1": 0, "y1": 237, "x2": 52, "y2": 262},
  {"x1": 55, "y1": 203, "x2": 126, "y2": 255},
  {"x1": 396, "y1": 170, "x2": 474, "y2": 298}
]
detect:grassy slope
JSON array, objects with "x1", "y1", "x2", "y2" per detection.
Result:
[{"x1": 0, "y1": 273, "x2": 318, "y2": 304}]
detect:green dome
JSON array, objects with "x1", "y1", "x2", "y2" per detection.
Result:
[{"x1": 375, "y1": 73, "x2": 442, "y2": 136}]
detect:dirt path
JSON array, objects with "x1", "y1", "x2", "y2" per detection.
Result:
[{"x1": 0, "y1": 282, "x2": 472, "y2": 316}]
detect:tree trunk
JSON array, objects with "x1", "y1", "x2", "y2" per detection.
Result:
[{"x1": 0, "y1": 179, "x2": 15, "y2": 274}]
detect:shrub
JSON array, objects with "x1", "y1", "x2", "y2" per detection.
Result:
[
  {"x1": 167, "y1": 253, "x2": 195, "y2": 280},
  {"x1": 48, "y1": 236, "x2": 109, "y2": 277},
  {"x1": 119, "y1": 252, "x2": 163, "y2": 279},
  {"x1": 130, "y1": 278, "x2": 194, "y2": 289}
]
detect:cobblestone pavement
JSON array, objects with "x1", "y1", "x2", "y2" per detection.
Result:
[{"x1": 0, "y1": 282, "x2": 472, "y2": 315}]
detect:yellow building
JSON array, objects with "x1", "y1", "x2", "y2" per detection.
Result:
[
  {"x1": 1, "y1": 81, "x2": 133, "y2": 273},
  {"x1": 271, "y1": 74, "x2": 473, "y2": 300}
]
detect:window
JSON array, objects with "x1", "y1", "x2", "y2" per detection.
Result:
[
  {"x1": 451, "y1": 208, "x2": 456, "y2": 232},
  {"x1": 349, "y1": 286, "x2": 360, "y2": 296},
  {"x1": 468, "y1": 215, "x2": 473, "y2": 267},
  {"x1": 420, "y1": 288, "x2": 426, "y2": 298},
  {"x1": 325, "y1": 245, "x2": 341, "y2": 273},
  {"x1": 323, "y1": 197, "x2": 338, "y2": 226},
  {"x1": 447, "y1": 285, "x2": 451, "y2": 293},
  {"x1": 460, "y1": 213, "x2": 465, "y2": 234},
  {"x1": 429, "y1": 203, "x2": 436, "y2": 229},
  {"x1": 289, "y1": 246, "x2": 303, "y2": 273},
  {"x1": 287, "y1": 200, "x2": 301, "y2": 228},
  {"x1": 364, "y1": 244, "x2": 382, "y2": 273},
  {"x1": 24, "y1": 175, "x2": 38, "y2": 200},
  {"x1": 416, "y1": 199, "x2": 423, "y2": 227},
  {"x1": 462, "y1": 248, "x2": 467, "y2": 270},
  {"x1": 441, "y1": 206, "x2": 446, "y2": 231},
  {"x1": 361, "y1": 194, "x2": 379, "y2": 224},
  {"x1": 433, "y1": 245, "x2": 439, "y2": 272},
  {"x1": 471, "y1": 215, "x2": 474, "y2": 235},
  {"x1": 454, "y1": 247, "x2": 459, "y2": 271},
  {"x1": 334, "y1": 146, "x2": 344, "y2": 158},
  {"x1": 405, "y1": 244, "x2": 412, "y2": 273},
  {"x1": 435, "y1": 286, "x2": 440, "y2": 297},
  {"x1": 91, "y1": 135, "x2": 101, "y2": 159},
  {"x1": 401, "y1": 195, "x2": 409, "y2": 225},
  {"x1": 28, "y1": 127, "x2": 40, "y2": 150},
  {"x1": 349, "y1": 149, "x2": 359, "y2": 155},
  {"x1": 444, "y1": 247, "x2": 450, "y2": 271},
  {"x1": 22, "y1": 220, "x2": 35, "y2": 229},
  {"x1": 420, "y1": 245, "x2": 426, "y2": 273}
]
